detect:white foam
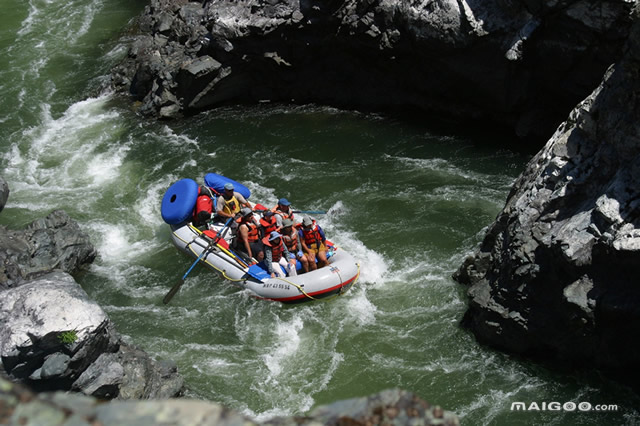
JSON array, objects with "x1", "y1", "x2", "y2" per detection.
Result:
[
  {"x1": 90, "y1": 222, "x2": 162, "y2": 265},
  {"x1": 261, "y1": 316, "x2": 304, "y2": 378},
  {"x1": 3, "y1": 94, "x2": 125, "y2": 206},
  {"x1": 344, "y1": 289, "x2": 377, "y2": 325}
]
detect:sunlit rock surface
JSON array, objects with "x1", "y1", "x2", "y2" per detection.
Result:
[{"x1": 455, "y1": 5, "x2": 640, "y2": 387}]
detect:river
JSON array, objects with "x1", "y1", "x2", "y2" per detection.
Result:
[{"x1": 1, "y1": 0, "x2": 639, "y2": 424}]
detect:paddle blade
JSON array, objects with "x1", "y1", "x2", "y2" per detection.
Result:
[{"x1": 163, "y1": 279, "x2": 184, "y2": 304}]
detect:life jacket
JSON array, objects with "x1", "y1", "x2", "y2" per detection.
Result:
[
  {"x1": 301, "y1": 222, "x2": 323, "y2": 247},
  {"x1": 282, "y1": 228, "x2": 298, "y2": 252},
  {"x1": 271, "y1": 205, "x2": 294, "y2": 222},
  {"x1": 241, "y1": 220, "x2": 259, "y2": 242},
  {"x1": 263, "y1": 237, "x2": 285, "y2": 262},
  {"x1": 221, "y1": 195, "x2": 240, "y2": 216},
  {"x1": 259, "y1": 214, "x2": 278, "y2": 237}
]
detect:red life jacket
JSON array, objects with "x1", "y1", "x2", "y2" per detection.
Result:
[
  {"x1": 263, "y1": 238, "x2": 285, "y2": 262},
  {"x1": 301, "y1": 222, "x2": 323, "y2": 247},
  {"x1": 259, "y1": 215, "x2": 277, "y2": 236}
]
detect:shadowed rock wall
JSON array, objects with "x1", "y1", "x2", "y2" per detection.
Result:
[{"x1": 111, "y1": 0, "x2": 634, "y2": 144}]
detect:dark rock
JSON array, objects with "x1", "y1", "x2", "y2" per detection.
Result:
[
  {"x1": 111, "y1": 0, "x2": 634, "y2": 145},
  {"x1": 72, "y1": 344, "x2": 184, "y2": 399},
  {"x1": 0, "y1": 209, "x2": 97, "y2": 289},
  {"x1": 0, "y1": 176, "x2": 8, "y2": 213},
  {"x1": 454, "y1": 5, "x2": 640, "y2": 388},
  {"x1": 40, "y1": 353, "x2": 71, "y2": 379}
]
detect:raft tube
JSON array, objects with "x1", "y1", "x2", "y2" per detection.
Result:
[
  {"x1": 204, "y1": 173, "x2": 251, "y2": 200},
  {"x1": 161, "y1": 178, "x2": 199, "y2": 225}
]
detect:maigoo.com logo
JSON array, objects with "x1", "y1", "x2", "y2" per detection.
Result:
[{"x1": 511, "y1": 402, "x2": 618, "y2": 412}]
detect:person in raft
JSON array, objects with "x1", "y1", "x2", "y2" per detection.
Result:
[
  {"x1": 262, "y1": 231, "x2": 297, "y2": 278},
  {"x1": 299, "y1": 215, "x2": 328, "y2": 270},
  {"x1": 272, "y1": 198, "x2": 294, "y2": 229},
  {"x1": 214, "y1": 182, "x2": 251, "y2": 222},
  {"x1": 281, "y1": 218, "x2": 309, "y2": 273},
  {"x1": 259, "y1": 210, "x2": 278, "y2": 239},
  {"x1": 234, "y1": 207, "x2": 264, "y2": 262}
]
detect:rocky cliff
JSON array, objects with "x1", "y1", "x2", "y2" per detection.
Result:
[
  {"x1": 111, "y1": 0, "x2": 634, "y2": 143},
  {"x1": 454, "y1": 5, "x2": 640, "y2": 387}
]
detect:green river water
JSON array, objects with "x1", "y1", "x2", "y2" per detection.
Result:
[{"x1": 1, "y1": 0, "x2": 639, "y2": 424}]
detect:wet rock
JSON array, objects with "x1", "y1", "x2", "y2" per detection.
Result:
[
  {"x1": 111, "y1": 0, "x2": 634, "y2": 144},
  {"x1": 0, "y1": 271, "x2": 183, "y2": 399},
  {"x1": 455, "y1": 6, "x2": 640, "y2": 388},
  {"x1": 72, "y1": 344, "x2": 184, "y2": 400},
  {"x1": 0, "y1": 209, "x2": 97, "y2": 289},
  {"x1": 0, "y1": 176, "x2": 8, "y2": 213}
]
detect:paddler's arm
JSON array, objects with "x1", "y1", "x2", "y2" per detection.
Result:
[
  {"x1": 238, "y1": 225, "x2": 252, "y2": 258},
  {"x1": 215, "y1": 197, "x2": 234, "y2": 219}
]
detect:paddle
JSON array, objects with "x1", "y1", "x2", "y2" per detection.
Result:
[
  {"x1": 163, "y1": 218, "x2": 233, "y2": 304},
  {"x1": 292, "y1": 210, "x2": 325, "y2": 214},
  {"x1": 163, "y1": 243, "x2": 210, "y2": 304}
]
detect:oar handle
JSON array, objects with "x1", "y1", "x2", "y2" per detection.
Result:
[{"x1": 182, "y1": 247, "x2": 208, "y2": 280}]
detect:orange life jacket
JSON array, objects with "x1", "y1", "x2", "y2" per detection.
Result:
[
  {"x1": 263, "y1": 238, "x2": 285, "y2": 262},
  {"x1": 271, "y1": 205, "x2": 294, "y2": 221},
  {"x1": 236, "y1": 219, "x2": 259, "y2": 242},
  {"x1": 282, "y1": 228, "x2": 298, "y2": 252},
  {"x1": 259, "y1": 215, "x2": 277, "y2": 237},
  {"x1": 301, "y1": 222, "x2": 323, "y2": 247}
]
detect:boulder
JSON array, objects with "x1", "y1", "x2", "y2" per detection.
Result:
[
  {"x1": 0, "y1": 272, "x2": 184, "y2": 398},
  {"x1": 0, "y1": 210, "x2": 97, "y2": 289},
  {"x1": 0, "y1": 271, "x2": 118, "y2": 385},
  {"x1": 454, "y1": 5, "x2": 640, "y2": 387},
  {"x1": 111, "y1": 0, "x2": 634, "y2": 144},
  {"x1": 72, "y1": 344, "x2": 184, "y2": 400}
]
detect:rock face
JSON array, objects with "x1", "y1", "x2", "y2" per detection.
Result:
[
  {"x1": 0, "y1": 209, "x2": 97, "y2": 290},
  {"x1": 454, "y1": 6, "x2": 640, "y2": 386},
  {"x1": 0, "y1": 380, "x2": 459, "y2": 426},
  {"x1": 111, "y1": 0, "x2": 634, "y2": 142}
]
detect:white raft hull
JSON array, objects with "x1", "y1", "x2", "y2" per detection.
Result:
[{"x1": 170, "y1": 222, "x2": 360, "y2": 303}]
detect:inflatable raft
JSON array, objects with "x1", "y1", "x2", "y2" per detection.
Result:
[{"x1": 161, "y1": 174, "x2": 360, "y2": 303}]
